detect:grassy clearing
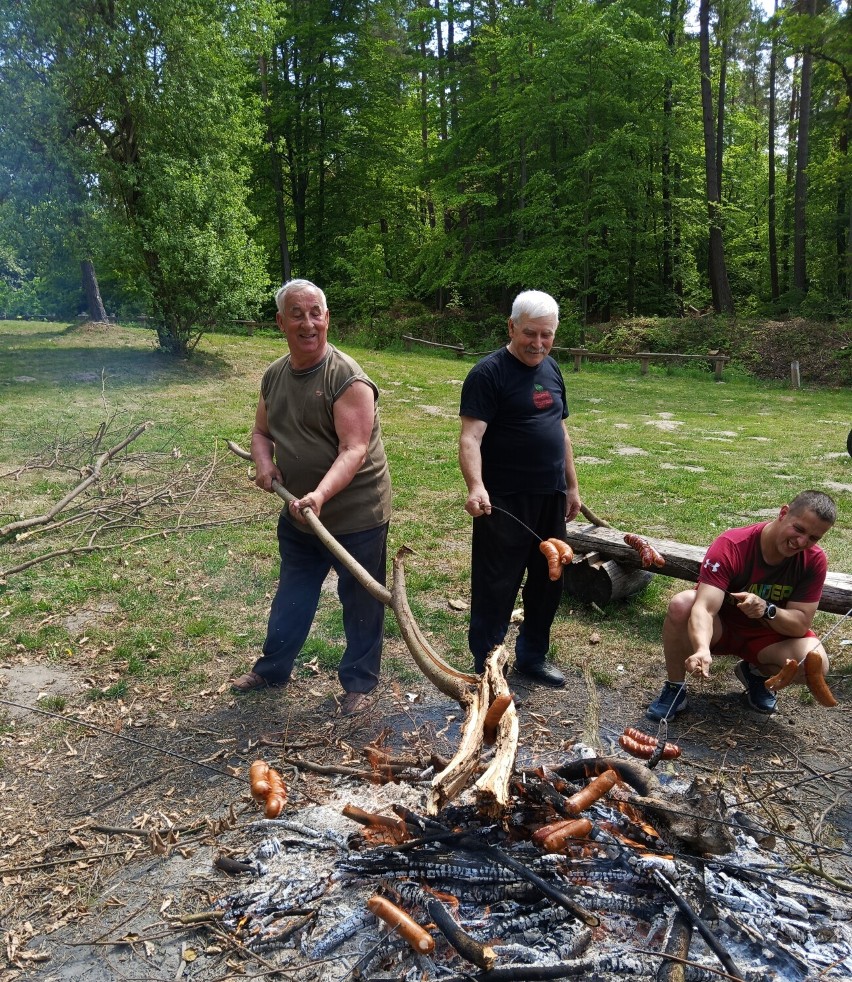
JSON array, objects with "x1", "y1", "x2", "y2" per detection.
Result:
[{"x1": 0, "y1": 319, "x2": 850, "y2": 710}]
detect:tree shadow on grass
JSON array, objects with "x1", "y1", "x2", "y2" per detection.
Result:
[{"x1": 0, "y1": 342, "x2": 235, "y2": 389}]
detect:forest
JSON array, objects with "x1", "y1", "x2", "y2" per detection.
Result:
[{"x1": 0, "y1": 0, "x2": 850, "y2": 354}]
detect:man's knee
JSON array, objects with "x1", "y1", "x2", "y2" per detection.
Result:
[{"x1": 665, "y1": 590, "x2": 696, "y2": 628}]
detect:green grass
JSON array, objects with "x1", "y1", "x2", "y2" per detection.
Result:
[{"x1": 0, "y1": 319, "x2": 850, "y2": 703}]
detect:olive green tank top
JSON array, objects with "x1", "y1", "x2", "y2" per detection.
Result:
[{"x1": 260, "y1": 345, "x2": 392, "y2": 535}]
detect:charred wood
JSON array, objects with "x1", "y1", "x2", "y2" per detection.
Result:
[{"x1": 427, "y1": 898, "x2": 497, "y2": 970}]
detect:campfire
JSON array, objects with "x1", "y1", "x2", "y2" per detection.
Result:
[
  {"x1": 210, "y1": 733, "x2": 852, "y2": 981},
  {"x1": 214, "y1": 448, "x2": 851, "y2": 980}
]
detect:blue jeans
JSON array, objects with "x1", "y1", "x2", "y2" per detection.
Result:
[{"x1": 252, "y1": 514, "x2": 388, "y2": 693}]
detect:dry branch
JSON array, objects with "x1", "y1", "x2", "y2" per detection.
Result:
[
  {"x1": 475, "y1": 646, "x2": 519, "y2": 816},
  {"x1": 1, "y1": 421, "x2": 153, "y2": 538},
  {"x1": 1, "y1": 424, "x2": 268, "y2": 579}
]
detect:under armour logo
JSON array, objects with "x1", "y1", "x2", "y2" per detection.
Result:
[{"x1": 703, "y1": 560, "x2": 720, "y2": 573}]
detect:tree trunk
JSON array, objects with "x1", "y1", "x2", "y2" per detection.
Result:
[
  {"x1": 661, "y1": 0, "x2": 682, "y2": 303},
  {"x1": 699, "y1": 0, "x2": 735, "y2": 314},
  {"x1": 793, "y1": 0, "x2": 817, "y2": 296},
  {"x1": 715, "y1": 34, "x2": 727, "y2": 202},
  {"x1": 836, "y1": 73, "x2": 851, "y2": 301},
  {"x1": 259, "y1": 53, "x2": 291, "y2": 285},
  {"x1": 81, "y1": 259, "x2": 108, "y2": 322},
  {"x1": 780, "y1": 55, "x2": 799, "y2": 290},
  {"x1": 434, "y1": 0, "x2": 448, "y2": 142},
  {"x1": 767, "y1": 2, "x2": 780, "y2": 302}
]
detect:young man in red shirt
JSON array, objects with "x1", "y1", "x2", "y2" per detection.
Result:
[{"x1": 648, "y1": 490, "x2": 837, "y2": 719}]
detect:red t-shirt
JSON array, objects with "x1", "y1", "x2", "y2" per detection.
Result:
[{"x1": 699, "y1": 522, "x2": 827, "y2": 635}]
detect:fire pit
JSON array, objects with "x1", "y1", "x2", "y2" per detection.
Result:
[{"x1": 211, "y1": 749, "x2": 852, "y2": 981}]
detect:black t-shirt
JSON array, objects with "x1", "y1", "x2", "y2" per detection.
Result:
[{"x1": 459, "y1": 346, "x2": 568, "y2": 494}]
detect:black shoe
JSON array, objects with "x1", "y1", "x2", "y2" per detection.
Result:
[
  {"x1": 734, "y1": 660, "x2": 777, "y2": 714},
  {"x1": 513, "y1": 662, "x2": 565, "y2": 688}
]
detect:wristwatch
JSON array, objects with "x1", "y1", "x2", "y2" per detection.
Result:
[{"x1": 764, "y1": 602, "x2": 777, "y2": 619}]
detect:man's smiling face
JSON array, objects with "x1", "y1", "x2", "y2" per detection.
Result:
[{"x1": 277, "y1": 286, "x2": 330, "y2": 368}]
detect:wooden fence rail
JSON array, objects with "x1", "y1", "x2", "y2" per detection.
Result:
[
  {"x1": 401, "y1": 335, "x2": 729, "y2": 380},
  {"x1": 402, "y1": 334, "x2": 467, "y2": 358},
  {"x1": 557, "y1": 348, "x2": 730, "y2": 380}
]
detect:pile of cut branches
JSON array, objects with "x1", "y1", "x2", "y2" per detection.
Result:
[{"x1": 0, "y1": 416, "x2": 266, "y2": 582}]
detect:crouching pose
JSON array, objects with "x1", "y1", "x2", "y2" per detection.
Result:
[{"x1": 647, "y1": 490, "x2": 837, "y2": 720}]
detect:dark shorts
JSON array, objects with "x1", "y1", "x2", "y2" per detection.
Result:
[{"x1": 711, "y1": 620, "x2": 817, "y2": 664}]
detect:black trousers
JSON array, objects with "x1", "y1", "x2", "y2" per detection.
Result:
[{"x1": 468, "y1": 492, "x2": 566, "y2": 673}]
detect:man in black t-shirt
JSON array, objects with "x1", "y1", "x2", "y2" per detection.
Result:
[{"x1": 458, "y1": 290, "x2": 582, "y2": 685}]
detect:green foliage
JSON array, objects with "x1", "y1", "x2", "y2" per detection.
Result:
[
  {"x1": 2, "y1": 0, "x2": 851, "y2": 333},
  {"x1": 0, "y1": 0, "x2": 270, "y2": 354}
]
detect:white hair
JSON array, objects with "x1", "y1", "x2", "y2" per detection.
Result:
[
  {"x1": 275, "y1": 279, "x2": 327, "y2": 315},
  {"x1": 510, "y1": 290, "x2": 559, "y2": 325}
]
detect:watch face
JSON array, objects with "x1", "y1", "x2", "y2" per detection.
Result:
[{"x1": 766, "y1": 604, "x2": 777, "y2": 618}]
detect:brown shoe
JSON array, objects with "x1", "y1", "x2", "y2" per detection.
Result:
[
  {"x1": 230, "y1": 671, "x2": 269, "y2": 694},
  {"x1": 338, "y1": 691, "x2": 374, "y2": 717}
]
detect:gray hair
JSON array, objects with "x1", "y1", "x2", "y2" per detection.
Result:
[
  {"x1": 275, "y1": 279, "x2": 327, "y2": 315},
  {"x1": 511, "y1": 290, "x2": 559, "y2": 325},
  {"x1": 788, "y1": 490, "x2": 837, "y2": 525}
]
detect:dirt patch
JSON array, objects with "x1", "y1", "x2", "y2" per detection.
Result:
[
  {"x1": 3, "y1": 622, "x2": 851, "y2": 980},
  {"x1": 0, "y1": 663, "x2": 81, "y2": 717}
]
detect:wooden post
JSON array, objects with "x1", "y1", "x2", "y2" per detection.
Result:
[
  {"x1": 455, "y1": 344, "x2": 465, "y2": 358},
  {"x1": 573, "y1": 351, "x2": 583, "y2": 372},
  {"x1": 403, "y1": 335, "x2": 412, "y2": 352},
  {"x1": 712, "y1": 357, "x2": 725, "y2": 381},
  {"x1": 790, "y1": 360, "x2": 800, "y2": 388},
  {"x1": 638, "y1": 352, "x2": 650, "y2": 375}
]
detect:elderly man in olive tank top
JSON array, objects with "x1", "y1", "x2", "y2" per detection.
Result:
[{"x1": 229, "y1": 279, "x2": 392, "y2": 717}]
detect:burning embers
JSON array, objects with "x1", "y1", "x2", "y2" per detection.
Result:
[{"x1": 212, "y1": 759, "x2": 852, "y2": 980}]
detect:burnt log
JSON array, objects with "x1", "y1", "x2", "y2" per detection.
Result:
[{"x1": 563, "y1": 553, "x2": 653, "y2": 605}]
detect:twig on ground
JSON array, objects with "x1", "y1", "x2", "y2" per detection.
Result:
[{"x1": 1, "y1": 422, "x2": 153, "y2": 538}]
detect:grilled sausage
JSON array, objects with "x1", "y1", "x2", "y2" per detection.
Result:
[
  {"x1": 804, "y1": 649, "x2": 837, "y2": 707},
  {"x1": 623, "y1": 533, "x2": 666, "y2": 569},
  {"x1": 483, "y1": 693, "x2": 514, "y2": 745},
  {"x1": 564, "y1": 768, "x2": 619, "y2": 815},
  {"x1": 249, "y1": 759, "x2": 271, "y2": 801},
  {"x1": 547, "y1": 538, "x2": 575, "y2": 565},
  {"x1": 764, "y1": 658, "x2": 799, "y2": 693},
  {"x1": 619, "y1": 733, "x2": 681, "y2": 760},
  {"x1": 539, "y1": 539, "x2": 562, "y2": 580},
  {"x1": 532, "y1": 817, "x2": 593, "y2": 849},
  {"x1": 367, "y1": 895, "x2": 435, "y2": 954},
  {"x1": 623, "y1": 726, "x2": 658, "y2": 747}
]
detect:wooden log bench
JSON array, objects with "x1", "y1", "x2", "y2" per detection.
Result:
[
  {"x1": 563, "y1": 520, "x2": 852, "y2": 616},
  {"x1": 554, "y1": 347, "x2": 730, "y2": 381}
]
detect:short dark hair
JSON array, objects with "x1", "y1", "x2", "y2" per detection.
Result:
[{"x1": 788, "y1": 490, "x2": 837, "y2": 525}]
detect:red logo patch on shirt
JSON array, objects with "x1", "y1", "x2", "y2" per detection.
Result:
[{"x1": 532, "y1": 385, "x2": 554, "y2": 409}]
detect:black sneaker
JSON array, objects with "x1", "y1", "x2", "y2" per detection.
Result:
[
  {"x1": 646, "y1": 680, "x2": 688, "y2": 721},
  {"x1": 735, "y1": 661, "x2": 777, "y2": 714},
  {"x1": 513, "y1": 662, "x2": 566, "y2": 688}
]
